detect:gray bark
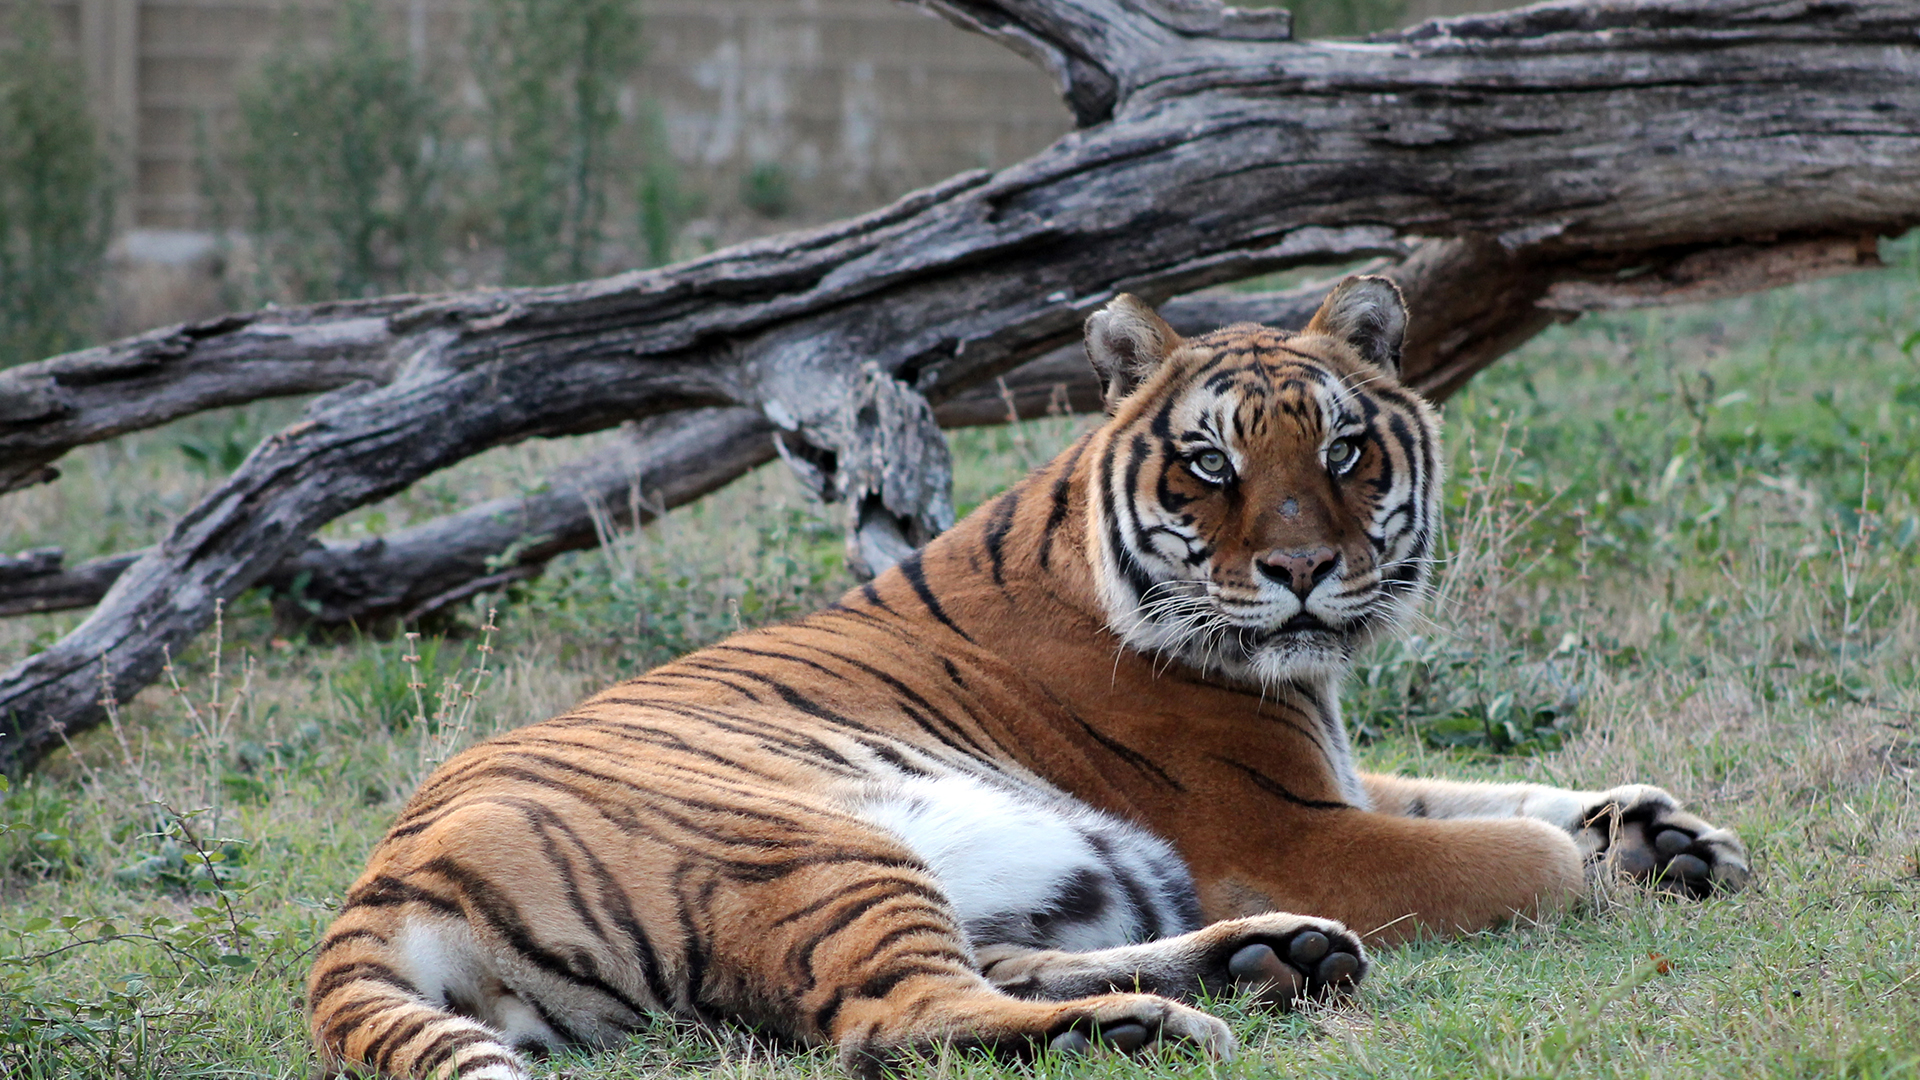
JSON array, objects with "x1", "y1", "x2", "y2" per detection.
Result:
[
  {"x1": 0, "y1": 285, "x2": 1322, "y2": 625},
  {"x1": 2, "y1": 0, "x2": 1916, "y2": 774}
]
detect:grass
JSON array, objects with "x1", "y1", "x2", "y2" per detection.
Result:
[{"x1": 2, "y1": 238, "x2": 1917, "y2": 1078}]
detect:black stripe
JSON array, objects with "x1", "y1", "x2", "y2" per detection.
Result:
[
  {"x1": 859, "y1": 580, "x2": 896, "y2": 614},
  {"x1": 366, "y1": 1013, "x2": 434, "y2": 1072},
  {"x1": 635, "y1": 667, "x2": 771, "y2": 704},
  {"x1": 894, "y1": 552, "x2": 973, "y2": 642},
  {"x1": 768, "y1": 640, "x2": 995, "y2": 760},
  {"x1": 317, "y1": 927, "x2": 389, "y2": 953},
  {"x1": 1083, "y1": 832, "x2": 1164, "y2": 941},
  {"x1": 422, "y1": 856, "x2": 653, "y2": 1019},
  {"x1": 342, "y1": 876, "x2": 462, "y2": 917},
  {"x1": 863, "y1": 919, "x2": 960, "y2": 959},
  {"x1": 448, "y1": 1053, "x2": 518, "y2": 1075},
  {"x1": 318, "y1": 997, "x2": 394, "y2": 1041},
  {"x1": 593, "y1": 697, "x2": 860, "y2": 770},
  {"x1": 772, "y1": 876, "x2": 945, "y2": 929},
  {"x1": 309, "y1": 960, "x2": 420, "y2": 1008},
  {"x1": 785, "y1": 886, "x2": 948, "y2": 992},
  {"x1": 1063, "y1": 710, "x2": 1184, "y2": 791},
  {"x1": 1172, "y1": 675, "x2": 1324, "y2": 749},
  {"x1": 1038, "y1": 436, "x2": 1089, "y2": 569},
  {"x1": 1211, "y1": 755, "x2": 1352, "y2": 811},
  {"x1": 412, "y1": 1028, "x2": 493, "y2": 1079},
  {"x1": 983, "y1": 490, "x2": 1019, "y2": 587}
]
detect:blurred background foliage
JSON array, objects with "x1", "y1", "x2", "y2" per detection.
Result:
[
  {"x1": 206, "y1": 0, "x2": 666, "y2": 302},
  {"x1": 3, "y1": 0, "x2": 1431, "y2": 367},
  {"x1": 0, "y1": 8, "x2": 115, "y2": 368}
]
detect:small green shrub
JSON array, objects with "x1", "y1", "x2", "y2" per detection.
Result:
[
  {"x1": 223, "y1": 0, "x2": 450, "y2": 301},
  {"x1": 330, "y1": 632, "x2": 468, "y2": 732},
  {"x1": 472, "y1": 0, "x2": 644, "y2": 284},
  {"x1": 637, "y1": 108, "x2": 698, "y2": 267},
  {"x1": 1350, "y1": 634, "x2": 1584, "y2": 754},
  {"x1": 0, "y1": 774, "x2": 84, "y2": 880},
  {"x1": 741, "y1": 162, "x2": 794, "y2": 219},
  {"x1": 0, "y1": 11, "x2": 114, "y2": 368}
]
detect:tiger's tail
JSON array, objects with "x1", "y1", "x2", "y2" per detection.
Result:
[{"x1": 307, "y1": 907, "x2": 531, "y2": 1080}]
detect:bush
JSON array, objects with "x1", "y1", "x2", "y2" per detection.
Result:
[
  {"x1": 0, "y1": 12, "x2": 114, "y2": 368},
  {"x1": 213, "y1": 0, "x2": 681, "y2": 300},
  {"x1": 472, "y1": 0, "x2": 644, "y2": 284},
  {"x1": 223, "y1": 0, "x2": 450, "y2": 301}
]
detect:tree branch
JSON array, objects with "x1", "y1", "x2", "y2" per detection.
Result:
[
  {"x1": 2, "y1": 0, "x2": 1915, "y2": 774},
  {"x1": 0, "y1": 226, "x2": 1885, "y2": 627}
]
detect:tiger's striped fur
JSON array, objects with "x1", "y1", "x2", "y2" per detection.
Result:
[{"x1": 309, "y1": 277, "x2": 1748, "y2": 1079}]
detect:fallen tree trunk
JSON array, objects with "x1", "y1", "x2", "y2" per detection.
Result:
[
  {"x1": 1, "y1": 0, "x2": 1915, "y2": 774},
  {"x1": 0, "y1": 285, "x2": 1322, "y2": 624},
  {"x1": 1, "y1": 233, "x2": 1883, "y2": 625}
]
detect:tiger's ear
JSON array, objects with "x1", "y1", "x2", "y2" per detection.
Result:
[
  {"x1": 1304, "y1": 275, "x2": 1407, "y2": 376},
  {"x1": 1084, "y1": 294, "x2": 1182, "y2": 413}
]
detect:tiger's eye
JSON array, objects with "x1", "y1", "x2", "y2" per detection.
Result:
[
  {"x1": 1194, "y1": 450, "x2": 1228, "y2": 478},
  {"x1": 1327, "y1": 439, "x2": 1356, "y2": 466}
]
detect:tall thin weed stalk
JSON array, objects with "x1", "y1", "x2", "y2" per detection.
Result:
[
  {"x1": 406, "y1": 609, "x2": 501, "y2": 785},
  {"x1": 1431, "y1": 418, "x2": 1562, "y2": 639}
]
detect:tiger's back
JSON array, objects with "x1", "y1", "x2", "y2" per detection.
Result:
[{"x1": 310, "y1": 278, "x2": 1749, "y2": 1079}]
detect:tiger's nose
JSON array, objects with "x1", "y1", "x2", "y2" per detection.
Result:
[{"x1": 1255, "y1": 547, "x2": 1338, "y2": 598}]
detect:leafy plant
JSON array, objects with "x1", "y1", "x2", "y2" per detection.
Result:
[
  {"x1": 330, "y1": 632, "x2": 467, "y2": 732},
  {"x1": 741, "y1": 161, "x2": 794, "y2": 219},
  {"x1": 637, "y1": 108, "x2": 698, "y2": 267},
  {"x1": 1350, "y1": 634, "x2": 1583, "y2": 754},
  {"x1": 0, "y1": 774, "x2": 83, "y2": 879},
  {"x1": 0, "y1": 10, "x2": 114, "y2": 368},
  {"x1": 472, "y1": 0, "x2": 644, "y2": 284},
  {"x1": 222, "y1": 0, "x2": 450, "y2": 301}
]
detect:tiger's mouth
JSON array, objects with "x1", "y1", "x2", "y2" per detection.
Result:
[
  {"x1": 1233, "y1": 611, "x2": 1341, "y2": 651},
  {"x1": 1276, "y1": 612, "x2": 1330, "y2": 634}
]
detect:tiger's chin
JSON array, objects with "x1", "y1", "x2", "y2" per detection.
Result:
[
  {"x1": 1217, "y1": 626, "x2": 1355, "y2": 687},
  {"x1": 1122, "y1": 594, "x2": 1424, "y2": 689},
  {"x1": 1123, "y1": 614, "x2": 1357, "y2": 688}
]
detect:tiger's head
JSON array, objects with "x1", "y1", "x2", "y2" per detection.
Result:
[{"x1": 1081, "y1": 276, "x2": 1441, "y2": 687}]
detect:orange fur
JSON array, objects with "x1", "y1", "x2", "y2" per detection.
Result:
[{"x1": 309, "y1": 278, "x2": 1746, "y2": 1079}]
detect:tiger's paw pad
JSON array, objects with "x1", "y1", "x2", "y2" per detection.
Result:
[
  {"x1": 1044, "y1": 998, "x2": 1235, "y2": 1060},
  {"x1": 1048, "y1": 1022, "x2": 1150, "y2": 1056},
  {"x1": 1216, "y1": 924, "x2": 1367, "y2": 1009},
  {"x1": 1581, "y1": 785, "x2": 1750, "y2": 899}
]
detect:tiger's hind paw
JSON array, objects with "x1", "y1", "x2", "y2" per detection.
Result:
[{"x1": 1579, "y1": 785, "x2": 1750, "y2": 899}]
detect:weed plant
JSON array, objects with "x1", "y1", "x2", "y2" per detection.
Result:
[
  {"x1": 0, "y1": 9, "x2": 114, "y2": 368},
  {"x1": 638, "y1": 107, "x2": 702, "y2": 268},
  {"x1": 215, "y1": 0, "x2": 450, "y2": 303},
  {"x1": 472, "y1": 0, "x2": 643, "y2": 285},
  {"x1": 1, "y1": 245, "x2": 1917, "y2": 1077},
  {"x1": 207, "y1": 0, "x2": 685, "y2": 304}
]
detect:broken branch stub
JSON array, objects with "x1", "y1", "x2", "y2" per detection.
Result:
[{"x1": 772, "y1": 364, "x2": 957, "y2": 579}]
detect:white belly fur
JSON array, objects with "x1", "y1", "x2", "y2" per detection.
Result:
[{"x1": 852, "y1": 772, "x2": 1198, "y2": 953}]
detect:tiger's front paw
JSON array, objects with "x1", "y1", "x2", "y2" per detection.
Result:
[
  {"x1": 1195, "y1": 914, "x2": 1368, "y2": 1009},
  {"x1": 1577, "y1": 785, "x2": 1749, "y2": 898}
]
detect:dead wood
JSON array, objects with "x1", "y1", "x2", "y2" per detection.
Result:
[{"x1": 1, "y1": 0, "x2": 1915, "y2": 774}]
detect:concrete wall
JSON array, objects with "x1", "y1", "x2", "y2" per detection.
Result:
[
  {"x1": 2, "y1": 0, "x2": 1072, "y2": 233},
  {"x1": 2, "y1": 0, "x2": 1521, "y2": 337}
]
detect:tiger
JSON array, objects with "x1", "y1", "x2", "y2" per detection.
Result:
[{"x1": 307, "y1": 276, "x2": 1750, "y2": 1080}]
